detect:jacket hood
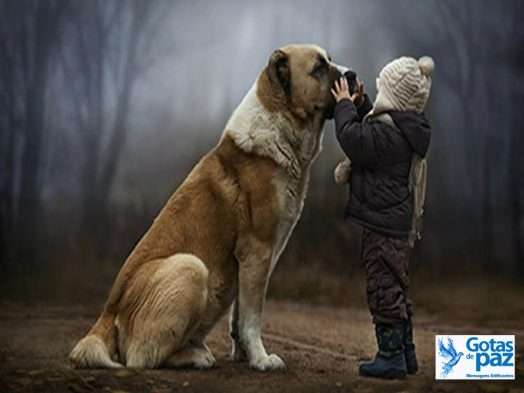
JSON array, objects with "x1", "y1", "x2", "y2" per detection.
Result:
[{"x1": 389, "y1": 111, "x2": 431, "y2": 157}]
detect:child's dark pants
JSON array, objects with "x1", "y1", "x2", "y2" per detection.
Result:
[{"x1": 361, "y1": 229, "x2": 412, "y2": 324}]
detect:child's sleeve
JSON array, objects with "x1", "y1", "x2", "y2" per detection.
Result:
[
  {"x1": 357, "y1": 94, "x2": 373, "y2": 119},
  {"x1": 334, "y1": 99, "x2": 378, "y2": 167}
]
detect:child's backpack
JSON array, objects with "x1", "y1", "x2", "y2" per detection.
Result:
[{"x1": 372, "y1": 113, "x2": 428, "y2": 247}]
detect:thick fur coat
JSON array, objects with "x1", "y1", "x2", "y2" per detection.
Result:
[{"x1": 70, "y1": 44, "x2": 344, "y2": 371}]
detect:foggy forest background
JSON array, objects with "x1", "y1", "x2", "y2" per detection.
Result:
[{"x1": 1, "y1": 0, "x2": 523, "y2": 305}]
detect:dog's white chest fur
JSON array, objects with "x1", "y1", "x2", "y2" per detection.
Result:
[{"x1": 225, "y1": 81, "x2": 323, "y2": 274}]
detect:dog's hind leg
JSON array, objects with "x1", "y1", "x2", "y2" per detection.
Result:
[{"x1": 122, "y1": 253, "x2": 209, "y2": 368}]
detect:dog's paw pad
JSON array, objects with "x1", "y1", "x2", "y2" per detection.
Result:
[{"x1": 194, "y1": 351, "x2": 216, "y2": 369}]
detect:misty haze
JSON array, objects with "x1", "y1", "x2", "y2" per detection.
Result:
[{"x1": 0, "y1": 0, "x2": 523, "y2": 391}]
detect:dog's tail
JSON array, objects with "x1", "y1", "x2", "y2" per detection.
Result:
[{"x1": 70, "y1": 311, "x2": 123, "y2": 369}]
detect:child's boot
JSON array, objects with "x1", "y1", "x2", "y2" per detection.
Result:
[
  {"x1": 404, "y1": 318, "x2": 418, "y2": 374},
  {"x1": 359, "y1": 323, "x2": 407, "y2": 379}
]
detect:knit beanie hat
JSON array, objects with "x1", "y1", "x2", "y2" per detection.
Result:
[{"x1": 373, "y1": 56, "x2": 434, "y2": 114}]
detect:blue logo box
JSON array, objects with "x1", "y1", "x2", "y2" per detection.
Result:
[{"x1": 435, "y1": 335, "x2": 515, "y2": 380}]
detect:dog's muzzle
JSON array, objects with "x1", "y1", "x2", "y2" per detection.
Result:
[{"x1": 333, "y1": 63, "x2": 350, "y2": 75}]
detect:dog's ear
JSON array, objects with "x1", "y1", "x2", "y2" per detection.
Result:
[{"x1": 268, "y1": 49, "x2": 291, "y2": 96}]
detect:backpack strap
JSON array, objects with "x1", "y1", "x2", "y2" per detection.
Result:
[
  {"x1": 363, "y1": 110, "x2": 395, "y2": 127},
  {"x1": 408, "y1": 154, "x2": 427, "y2": 247}
]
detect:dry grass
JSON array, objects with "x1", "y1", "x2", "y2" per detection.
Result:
[
  {"x1": 3, "y1": 252, "x2": 523, "y2": 329},
  {"x1": 269, "y1": 263, "x2": 524, "y2": 328}
]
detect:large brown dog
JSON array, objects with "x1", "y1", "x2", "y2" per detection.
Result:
[{"x1": 70, "y1": 44, "x2": 345, "y2": 371}]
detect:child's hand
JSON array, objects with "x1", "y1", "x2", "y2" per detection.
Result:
[
  {"x1": 331, "y1": 77, "x2": 364, "y2": 104},
  {"x1": 331, "y1": 77, "x2": 351, "y2": 103}
]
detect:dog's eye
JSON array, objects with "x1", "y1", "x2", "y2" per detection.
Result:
[
  {"x1": 318, "y1": 56, "x2": 328, "y2": 67},
  {"x1": 312, "y1": 62, "x2": 327, "y2": 78}
]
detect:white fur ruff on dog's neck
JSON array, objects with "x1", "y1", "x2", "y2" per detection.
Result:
[{"x1": 224, "y1": 81, "x2": 323, "y2": 179}]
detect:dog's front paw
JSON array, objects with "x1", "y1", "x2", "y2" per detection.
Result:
[{"x1": 249, "y1": 353, "x2": 286, "y2": 371}]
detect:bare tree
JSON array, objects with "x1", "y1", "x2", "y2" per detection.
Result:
[
  {"x1": 58, "y1": 1, "x2": 171, "y2": 252},
  {"x1": 0, "y1": 0, "x2": 67, "y2": 268},
  {"x1": 506, "y1": 2, "x2": 524, "y2": 277}
]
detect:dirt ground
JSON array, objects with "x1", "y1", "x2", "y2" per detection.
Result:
[{"x1": 0, "y1": 300, "x2": 522, "y2": 393}]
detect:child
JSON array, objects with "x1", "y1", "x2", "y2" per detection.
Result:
[{"x1": 331, "y1": 56, "x2": 434, "y2": 379}]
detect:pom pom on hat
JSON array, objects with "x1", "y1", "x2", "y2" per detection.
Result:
[{"x1": 418, "y1": 56, "x2": 434, "y2": 77}]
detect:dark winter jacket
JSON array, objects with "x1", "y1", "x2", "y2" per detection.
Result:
[{"x1": 334, "y1": 98, "x2": 431, "y2": 238}]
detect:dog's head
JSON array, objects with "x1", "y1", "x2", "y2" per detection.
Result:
[{"x1": 259, "y1": 44, "x2": 346, "y2": 122}]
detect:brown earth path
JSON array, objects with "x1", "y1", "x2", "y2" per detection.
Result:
[{"x1": 0, "y1": 301, "x2": 522, "y2": 393}]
